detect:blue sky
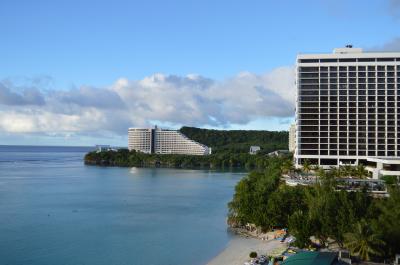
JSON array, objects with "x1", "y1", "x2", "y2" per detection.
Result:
[{"x1": 0, "y1": 0, "x2": 400, "y2": 146}]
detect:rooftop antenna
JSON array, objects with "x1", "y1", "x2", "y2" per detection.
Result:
[{"x1": 345, "y1": 44, "x2": 353, "y2": 48}]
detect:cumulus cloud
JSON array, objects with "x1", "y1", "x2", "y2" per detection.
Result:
[
  {"x1": 0, "y1": 82, "x2": 45, "y2": 106},
  {"x1": 54, "y1": 86, "x2": 126, "y2": 109},
  {"x1": 0, "y1": 67, "x2": 295, "y2": 136}
]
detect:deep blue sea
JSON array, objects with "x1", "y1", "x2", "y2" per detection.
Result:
[{"x1": 0, "y1": 146, "x2": 244, "y2": 265}]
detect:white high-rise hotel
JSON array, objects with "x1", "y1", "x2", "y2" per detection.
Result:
[
  {"x1": 295, "y1": 46, "x2": 400, "y2": 172},
  {"x1": 128, "y1": 126, "x2": 211, "y2": 155}
]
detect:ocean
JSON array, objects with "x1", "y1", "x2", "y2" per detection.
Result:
[{"x1": 0, "y1": 146, "x2": 244, "y2": 265}]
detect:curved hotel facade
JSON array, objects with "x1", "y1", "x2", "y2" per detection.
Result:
[
  {"x1": 128, "y1": 127, "x2": 211, "y2": 155},
  {"x1": 295, "y1": 47, "x2": 400, "y2": 177}
]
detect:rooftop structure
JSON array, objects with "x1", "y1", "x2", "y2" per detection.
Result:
[
  {"x1": 295, "y1": 46, "x2": 400, "y2": 170},
  {"x1": 128, "y1": 126, "x2": 211, "y2": 155}
]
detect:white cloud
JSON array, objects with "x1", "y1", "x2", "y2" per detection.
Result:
[
  {"x1": 0, "y1": 82, "x2": 45, "y2": 106},
  {"x1": 0, "y1": 67, "x2": 295, "y2": 137},
  {"x1": 0, "y1": 109, "x2": 101, "y2": 133}
]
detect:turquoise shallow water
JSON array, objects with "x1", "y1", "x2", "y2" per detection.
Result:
[{"x1": 0, "y1": 146, "x2": 244, "y2": 265}]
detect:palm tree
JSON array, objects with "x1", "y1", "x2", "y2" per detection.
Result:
[
  {"x1": 329, "y1": 166, "x2": 341, "y2": 178},
  {"x1": 344, "y1": 220, "x2": 385, "y2": 261},
  {"x1": 354, "y1": 164, "x2": 369, "y2": 179},
  {"x1": 302, "y1": 159, "x2": 311, "y2": 174},
  {"x1": 341, "y1": 165, "x2": 354, "y2": 178},
  {"x1": 312, "y1": 166, "x2": 326, "y2": 185},
  {"x1": 315, "y1": 167, "x2": 326, "y2": 179},
  {"x1": 281, "y1": 159, "x2": 294, "y2": 174},
  {"x1": 311, "y1": 164, "x2": 320, "y2": 172}
]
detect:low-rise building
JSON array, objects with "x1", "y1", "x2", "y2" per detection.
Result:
[
  {"x1": 249, "y1": 146, "x2": 261, "y2": 155},
  {"x1": 366, "y1": 157, "x2": 400, "y2": 180},
  {"x1": 128, "y1": 126, "x2": 211, "y2": 155},
  {"x1": 95, "y1": 145, "x2": 116, "y2": 152}
]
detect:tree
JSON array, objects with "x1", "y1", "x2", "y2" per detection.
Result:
[
  {"x1": 288, "y1": 210, "x2": 312, "y2": 248},
  {"x1": 228, "y1": 158, "x2": 282, "y2": 228},
  {"x1": 344, "y1": 219, "x2": 385, "y2": 261},
  {"x1": 375, "y1": 187, "x2": 400, "y2": 257},
  {"x1": 354, "y1": 164, "x2": 369, "y2": 179},
  {"x1": 381, "y1": 175, "x2": 399, "y2": 185},
  {"x1": 281, "y1": 159, "x2": 294, "y2": 174},
  {"x1": 266, "y1": 186, "x2": 306, "y2": 228},
  {"x1": 328, "y1": 166, "x2": 342, "y2": 179},
  {"x1": 311, "y1": 164, "x2": 321, "y2": 172},
  {"x1": 303, "y1": 185, "x2": 330, "y2": 246},
  {"x1": 332, "y1": 191, "x2": 357, "y2": 246},
  {"x1": 249, "y1": 252, "x2": 258, "y2": 258},
  {"x1": 341, "y1": 165, "x2": 354, "y2": 178},
  {"x1": 179, "y1": 126, "x2": 289, "y2": 155},
  {"x1": 315, "y1": 167, "x2": 326, "y2": 180},
  {"x1": 227, "y1": 157, "x2": 399, "y2": 261},
  {"x1": 302, "y1": 159, "x2": 311, "y2": 174}
]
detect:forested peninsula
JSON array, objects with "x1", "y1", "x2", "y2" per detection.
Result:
[{"x1": 84, "y1": 127, "x2": 289, "y2": 169}]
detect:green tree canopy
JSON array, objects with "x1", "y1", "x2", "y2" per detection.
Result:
[{"x1": 344, "y1": 219, "x2": 385, "y2": 261}]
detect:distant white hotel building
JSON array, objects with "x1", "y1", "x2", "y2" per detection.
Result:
[
  {"x1": 128, "y1": 126, "x2": 211, "y2": 155},
  {"x1": 295, "y1": 46, "x2": 400, "y2": 178}
]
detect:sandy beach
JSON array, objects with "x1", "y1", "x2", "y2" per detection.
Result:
[{"x1": 206, "y1": 236, "x2": 283, "y2": 265}]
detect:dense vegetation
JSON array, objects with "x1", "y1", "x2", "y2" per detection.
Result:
[
  {"x1": 84, "y1": 148, "x2": 287, "y2": 169},
  {"x1": 228, "y1": 157, "x2": 400, "y2": 262},
  {"x1": 85, "y1": 127, "x2": 289, "y2": 169},
  {"x1": 179, "y1": 126, "x2": 288, "y2": 154}
]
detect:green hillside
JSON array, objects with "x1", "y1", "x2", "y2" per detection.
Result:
[{"x1": 179, "y1": 126, "x2": 288, "y2": 154}]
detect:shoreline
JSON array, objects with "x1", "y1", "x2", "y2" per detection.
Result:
[
  {"x1": 206, "y1": 235, "x2": 283, "y2": 265},
  {"x1": 84, "y1": 159, "x2": 254, "y2": 171}
]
